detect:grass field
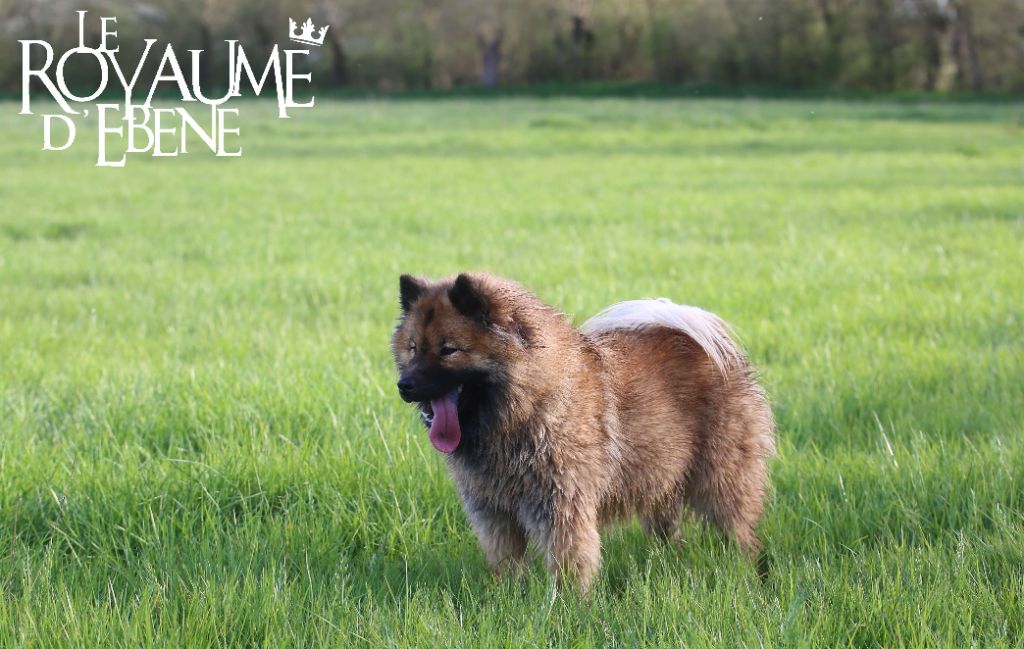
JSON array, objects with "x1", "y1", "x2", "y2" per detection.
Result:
[{"x1": 1, "y1": 96, "x2": 1023, "y2": 647}]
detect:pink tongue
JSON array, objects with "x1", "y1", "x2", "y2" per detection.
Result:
[{"x1": 428, "y1": 390, "x2": 461, "y2": 454}]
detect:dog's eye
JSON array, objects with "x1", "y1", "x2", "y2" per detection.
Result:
[{"x1": 439, "y1": 345, "x2": 459, "y2": 357}]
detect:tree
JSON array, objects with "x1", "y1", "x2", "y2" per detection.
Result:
[{"x1": 949, "y1": 0, "x2": 983, "y2": 91}]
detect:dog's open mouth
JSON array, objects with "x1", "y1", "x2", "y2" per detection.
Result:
[{"x1": 419, "y1": 385, "x2": 463, "y2": 454}]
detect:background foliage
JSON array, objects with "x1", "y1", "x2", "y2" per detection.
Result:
[{"x1": 3, "y1": 0, "x2": 1024, "y2": 93}]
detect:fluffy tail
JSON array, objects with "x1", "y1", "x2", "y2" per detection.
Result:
[{"x1": 581, "y1": 298, "x2": 744, "y2": 374}]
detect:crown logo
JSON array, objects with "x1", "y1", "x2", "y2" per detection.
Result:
[{"x1": 289, "y1": 18, "x2": 328, "y2": 47}]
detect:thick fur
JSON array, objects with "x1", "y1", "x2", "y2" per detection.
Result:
[{"x1": 391, "y1": 273, "x2": 775, "y2": 592}]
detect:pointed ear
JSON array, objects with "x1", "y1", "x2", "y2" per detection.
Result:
[
  {"x1": 399, "y1": 274, "x2": 427, "y2": 313},
  {"x1": 448, "y1": 273, "x2": 490, "y2": 323}
]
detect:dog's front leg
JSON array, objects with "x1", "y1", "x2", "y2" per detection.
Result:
[
  {"x1": 542, "y1": 501, "x2": 601, "y2": 594},
  {"x1": 463, "y1": 498, "x2": 528, "y2": 578}
]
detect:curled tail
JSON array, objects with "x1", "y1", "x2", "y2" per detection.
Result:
[{"x1": 581, "y1": 298, "x2": 745, "y2": 374}]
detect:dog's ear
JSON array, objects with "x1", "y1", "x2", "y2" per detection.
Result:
[
  {"x1": 399, "y1": 274, "x2": 427, "y2": 313},
  {"x1": 448, "y1": 273, "x2": 490, "y2": 323}
]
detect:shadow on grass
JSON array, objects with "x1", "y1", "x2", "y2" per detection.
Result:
[
  {"x1": 306, "y1": 81, "x2": 1024, "y2": 107},
  {"x1": 253, "y1": 140, "x2": 1020, "y2": 162}
]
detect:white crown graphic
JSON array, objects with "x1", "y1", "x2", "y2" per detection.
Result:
[{"x1": 289, "y1": 18, "x2": 328, "y2": 46}]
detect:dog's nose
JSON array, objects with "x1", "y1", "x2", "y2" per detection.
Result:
[{"x1": 397, "y1": 376, "x2": 416, "y2": 396}]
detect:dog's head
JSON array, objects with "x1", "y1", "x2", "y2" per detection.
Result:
[{"x1": 391, "y1": 273, "x2": 529, "y2": 455}]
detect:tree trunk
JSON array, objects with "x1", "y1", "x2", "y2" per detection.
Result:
[
  {"x1": 327, "y1": 28, "x2": 349, "y2": 86},
  {"x1": 569, "y1": 14, "x2": 596, "y2": 80},
  {"x1": 950, "y1": 3, "x2": 983, "y2": 91},
  {"x1": 865, "y1": 0, "x2": 899, "y2": 90},
  {"x1": 816, "y1": 0, "x2": 845, "y2": 82},
  {"x1": 478, "y1": 30, "x2": 503, "y2": 87},
  {"x1": 253, "y1": 16, "x2": 273, "y2": 55},
  {"x1": 915, "y1": 0, "x2": 947, "y2": 91},
  {"x1": 197, "y1": 21, "x2": 213, "y2": 89},
  {"x1": 643, "y1": 0, "x2": 665, "y2": 81}
]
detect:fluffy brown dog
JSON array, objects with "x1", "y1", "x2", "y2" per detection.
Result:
[{"x1": 391, "y1": 273, "x2": 774, "y2": 592}]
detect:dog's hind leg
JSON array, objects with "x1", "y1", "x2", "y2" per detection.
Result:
[
  {"x1": 640, "y1": 491, "x2": 685, "y2": 546},
  {"x1": 685, "y1": 395, "x2": 774, "y2": 555},
  {"x1": 686, "y1": 449, "x2": 769, "y2": 554}
]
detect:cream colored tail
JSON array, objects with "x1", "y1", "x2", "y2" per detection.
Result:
[{"x1": 581, "y1": 298, "x2": 744, "y2": 374}]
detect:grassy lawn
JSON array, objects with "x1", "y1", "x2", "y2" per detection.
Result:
[{"x1": 1, "y1": 96, "x2": 1022, "y2": 647}]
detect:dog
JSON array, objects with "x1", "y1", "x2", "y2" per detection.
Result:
[{"x1": 391, "y1": 272, "x2": 774, "y2": 592}]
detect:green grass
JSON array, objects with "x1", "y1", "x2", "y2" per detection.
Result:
[{"x1": 1, "y1": 96, "x2": 1022, "y2": 648}]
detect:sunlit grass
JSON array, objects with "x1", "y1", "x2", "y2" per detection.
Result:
[{"x1": 0, "y1": 96, "x2": 1022, "y2": 647}]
